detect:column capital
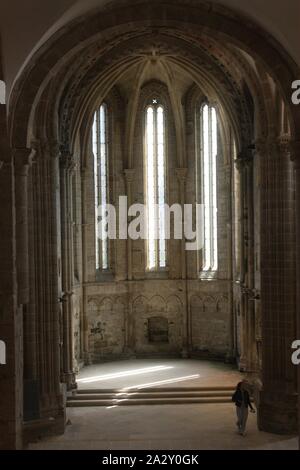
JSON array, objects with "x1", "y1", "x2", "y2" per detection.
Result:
[
  {"x1": 176, "y1": 168, "x2": 188, "y2": 183},
  {"x1": 264, "y1": 134, "x2": 293, "y2": 159},
  {"x1": 235, "y1": 150, "x2": 253, "y2": 171},
  {"x1": 45, "y1": 140, "x2": 61, "y2": 159},
  {"x1": 277, "y1": 134, "x2": 292, "y2": 158},
  {"x1": 13, "y1": 147, "x2": 36, "y2": 175},
  {"x1": 60, "y1": 149, "x2": 76, "y2": 172},
  {"x1": 31, "y1": 139, "x2": 62, "y2": 162},
  {"x1": 124, "y1": 169, "x2": 135, "y2": 184}
]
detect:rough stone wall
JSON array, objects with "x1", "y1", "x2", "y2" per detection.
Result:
[
  {"x1": 190, "y1": 283, "x2": 230, "y2": 357},
  {"x1": 87, "y1": 293, "x2": 126, "y2": 362}
]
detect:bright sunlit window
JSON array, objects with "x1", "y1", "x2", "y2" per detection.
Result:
[
  {"x1": 201, "y1": 104, "x2": 218, "y2": 272},
  {"x1": 93, "y1": 104, "x2": 109, "y2": 271},
  {"x1": 145, "y1": 101, "x2": 166, "y2": 270}
]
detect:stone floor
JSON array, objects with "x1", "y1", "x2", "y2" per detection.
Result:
[
  {"x1": 28, "y1": 360, "x2": 298, "y2": 450},
  {"x1": 29, "y1": 404, "x2": 298, "y2": 450},
  {"x1": 76, "y1": 358, "x2": 241, "y2": 390}
]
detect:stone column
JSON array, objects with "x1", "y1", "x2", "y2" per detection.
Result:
[
  {"x1": 25, "y1": 140, "x2": 64, "y2": 439},
  {"x1": 176, "y1": 168, "x2": 188, "y2": 280},
  {"x1": 176, "y1": 168, "x2": 189, "y2": 357},
  {"x1": 14, "y1": 147, "x2": 41, "y2": 423},
  {"x1": 253, "y1": 139, "x2": 265, "y2": 376},
  {"x1": 224, "y1": 162, "x2": 235, "y2": 360},
  {"x1": 0, "y1": 106, "x2": 22, "y2": 449},
  {"x1": 124, "y1": 170, "x2": 135, "y2": 354},
  {"x1": 80, "y1": 165, "x2": 89, "y2": 361},
  {"x1": 235, "y1": 154, "x2": 248, "y2": 371},
  {"x1": 291, "y1": 140, "x2": 300, "y2": 445},
  {"x1": 258, "y1": 135, "x2": 297, "y2": 434},
  {"x1": 14, "y1": 148, "x2": 35, "y2": 306},
  {"x1": 235, "y1": 147, "x2": 258, "y2": 374},
  {"x1": 244, "y1": 149, "x2": 257, "y2": 375},
  {"x1": 124, "y1": 169, "x2": 135, "y2": 281},
  {"x1": 60, "y1": 150, "x2": 77, "y2": 390}
]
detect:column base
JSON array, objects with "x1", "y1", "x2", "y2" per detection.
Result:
[
  {"x1": 61, "y1": 372, "x2": 77, "y2": 391},
  {"x1": 24, "y1": 379, "x2": 40, "y2": 421},
  {"x1": 225, "y1": 352, "x2": 236, "y2": 364},
  {"x1": 23, "y1": 411, "x2": 65, "y2": 447},
  {"x1": 258, "y1": 391, "x2": 298, "y2": 435},
  {"x1": 238, "y1": 356, "x2": 248, "y2": 372},
  {"x1": 123, "y1": 347, "x2": 137, "y2": 358},
  {"x1": 181, "y1": 347, "x2": 190, "y2": 359},
  {"x1": 0, "y1": 420, "x2": 23, "y2": 450}
]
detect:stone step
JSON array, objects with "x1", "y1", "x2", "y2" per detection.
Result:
[
  {"x1": 67, "y1": 396, "x2": 232, "y2": 407},
  {"x1": 75, "y1": 385, "x2": 235, "y2": 394},
  {"x1": 70, "y1": 391, "x2": 233, "y2": 400}
]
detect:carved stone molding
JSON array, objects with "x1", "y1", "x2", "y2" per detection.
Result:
[
  {"x1": 13, "y1": 147, "x2": 36, "y2": 176},
  {"x1": 277, "y1": 135, "x2": 292, "y2": 158},
  {"x1": 60, "y1": 149, "x2": 76, "y2": 172},
  {"x1": 264, "y1": 134, "x2": 292, "y2": 159},
  {"x1": 46, "y1": 141, "x2": 61, "y2": 160},
  {"x1": 31, "y1": 139, "x2": 62, "y2": 162},
  {"x1": 235, "y1": 149, "x2": 253, "y2": 171}
]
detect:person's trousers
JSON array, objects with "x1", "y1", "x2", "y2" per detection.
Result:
[{"x1": 236, "y1": 406, "x2": 248, "y2": 433}]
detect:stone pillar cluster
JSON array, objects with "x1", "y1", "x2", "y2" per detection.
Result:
[
  {"x1": 124, "y1": 169, "x2": 135, "y2": 282},
  {"x1": 21, "y1": 141, "x2": 65, "y2": 441},
  {"x1": 0, "y1": 104, "x2": 23, "y2": 450},
  {"x1": 291, "y1": 140, "x2": 300, "y2": 442},
  {"x1": 235, "y1": 149, "x2": 258, "y2": 375},
  {"x1": 175, "y1": 168, "x2": 189, "y2": 357},
  {"x1": 59, "y1": 150, "x2": 77, "y2": 390},
  {"x1": 258, "y1": 135, "x2": 298, "y2": 434}
]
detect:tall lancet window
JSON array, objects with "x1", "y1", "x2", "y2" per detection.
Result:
[
  {"x1": 145, "y1": 100, "x2": 166, "y2": 270},
  {"x1": 93, "y1": 104, "x2": 109, "y2": 271},
  {"x1": 201, "y1": 103, "x2": 218, "y2": 272}
]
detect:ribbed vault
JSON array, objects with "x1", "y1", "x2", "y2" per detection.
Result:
[{"x1": 9, "y1": 0, "x2": 300, "y2": 150}]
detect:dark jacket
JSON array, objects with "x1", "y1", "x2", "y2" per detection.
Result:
[{"x1": 231, "y1": 389, "x2": 254, "y2": 410}]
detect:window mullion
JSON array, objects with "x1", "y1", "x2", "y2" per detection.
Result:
[
  {"x1": 209, "y1": 106, "x2": 213, "y2": 270},
  {"x1": 154, "y1": 107, "x2": 159, "y2": 270},
  {"x1": 97, "y1": 109, "x2": 102, "y2": 271},
  {"x1": 212, "y1": 108, "x2": 218, "y2": 271}
]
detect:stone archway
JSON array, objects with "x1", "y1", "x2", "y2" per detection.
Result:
[{"x1": 4, "y1": 0, "x2": 300, "y2": 446}]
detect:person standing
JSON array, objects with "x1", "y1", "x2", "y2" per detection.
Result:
[{"x1": 232, "y1": 382, "x2": 255, "y2": 436}]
